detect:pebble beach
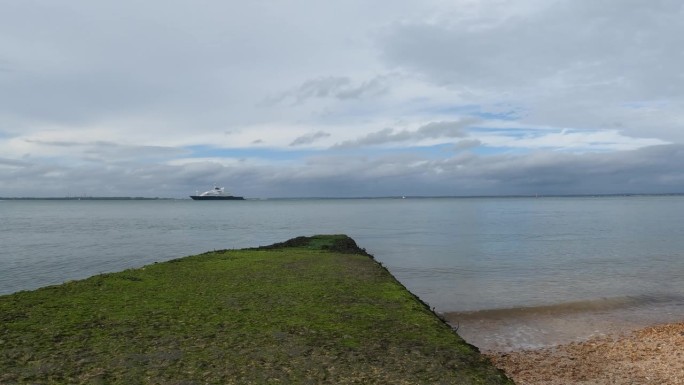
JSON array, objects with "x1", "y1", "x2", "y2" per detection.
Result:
[{"x1": 486, "y1": 322, "x2": 684, "y2": 384}]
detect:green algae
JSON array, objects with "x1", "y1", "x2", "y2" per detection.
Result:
[{"x1": 0, "y1": 235, "x2": 512, "y2": 384}]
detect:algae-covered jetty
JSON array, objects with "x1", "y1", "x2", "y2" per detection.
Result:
[{"x1": 0, "y1": 235, "x2": 511, "y2": 384}]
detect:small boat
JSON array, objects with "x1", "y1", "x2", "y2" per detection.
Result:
[{"x1": 190, "y1": 186, "x2": 245, "y2": 200}]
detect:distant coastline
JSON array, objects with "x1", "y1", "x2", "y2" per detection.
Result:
[
  {"x1": 260, "y1": 192, "x2": 684, "y2": 200},
  {"x1": 0, "y1": 197, "x2": 173, "y2": 201},
  {"x1": 1, "y1": 192, "x2": 684, "y2": 201}
]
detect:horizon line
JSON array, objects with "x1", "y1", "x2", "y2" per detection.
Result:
[{"x1": 2, "y1": 192, "x2": 684, "y2": 201}]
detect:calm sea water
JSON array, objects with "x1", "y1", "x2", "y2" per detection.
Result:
[{"x1": 2, "y1": 196, "x2": 684, "y2": 351}]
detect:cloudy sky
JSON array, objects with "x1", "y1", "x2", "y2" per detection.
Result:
[{"x1": 1, "y1": 0, "x2": 683, "y2": 198}]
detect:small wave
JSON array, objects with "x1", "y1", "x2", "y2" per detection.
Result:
[{"x1": 444, "y1": 294, "x2": 684, "y2": 322}]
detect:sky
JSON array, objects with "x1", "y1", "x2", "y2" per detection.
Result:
[{"x1": 1, "y1": 0, "x2": 684, "y2": 198}]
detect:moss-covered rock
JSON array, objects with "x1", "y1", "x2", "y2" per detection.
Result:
[{"x1": 0, "y1": 235, "x2": 512, "y2": 384}]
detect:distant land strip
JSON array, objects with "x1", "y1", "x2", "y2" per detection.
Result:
[
  {"x1": 2, "y1": 193, "x2": 684, "y2": 200},
  {"x1": 0, "y1": 197, "x2": 173, "y2": 200}
]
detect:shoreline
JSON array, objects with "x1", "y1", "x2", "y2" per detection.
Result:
[
  {"x1": 443, "y1": 296, "x2": 684, "y2": 353},
  {"x1": 486, "y1": 321, "x2": 684, "y2": 384}
]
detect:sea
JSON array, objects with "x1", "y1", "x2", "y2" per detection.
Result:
[{"x1": 2, "y1": 196, "x2": 684, "y2": 352}]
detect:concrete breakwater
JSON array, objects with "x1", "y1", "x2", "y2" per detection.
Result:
[{"x1": 0, "y1": 235, "x2": 511, "y2": 384}]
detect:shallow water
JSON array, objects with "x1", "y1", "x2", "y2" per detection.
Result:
[
  {"x1": 2, "y1": 196, "x2": 684, "y2": 350},
  {"x1": 445, "y1": 294, "x2": 684, "y2": 351}
]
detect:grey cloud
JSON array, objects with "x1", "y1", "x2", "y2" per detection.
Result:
[
  {"x1": 3, "y1": 144, "x2": 684, "y2": 198},
  {"x1": 290, "y1": 131, "x2": 331, "y2": 146},
  {"x1": 0, "y1": 157, "x2": 31, "y2": 168},
  {"x1": 252, "y1": 144, "x2": 684, "y2": 197},
  {"x1": 83, "y1": 142, "x2": 190, "y2": 162},
  {"x1": 269, "y1": 75, "x2": 390, "y2": 105},
  {"x1": 378, "y1": 0, "x2": 684, "y2": 144},
  {"x1": 25, "y1": 139, "x2": 189, "y2": 162},
  {"x1": 333, "y1": 77, "x2": 389, "y2": 100},
  {"x1": 380, "y1": 0, "x2": 684, "y2": 94},
  {"x1": 334, "y1": 128, "x2": 399, "y2": 148},
  {"x1": 24, "y1": 139, "x2": 83, "y2": 148},
  {"x1": 297, "y1": 77, "x2": 351, "y2": 100},
  {"x1": 432, "y1": 144, "x2": 684, "y2": 196},
  {"x1": 417, "y1": 121, "x2": 474, "y2": 138},
  {"x1": 335, "y1": 119, "x2": 474, "y2": 148},
  {"x1": 454, "y1": 139, "x2": 482, "y2": 150}
]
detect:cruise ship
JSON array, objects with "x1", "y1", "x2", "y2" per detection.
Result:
[{"x1": 190, "y1": 186, "x2": 245, "y2": 200}]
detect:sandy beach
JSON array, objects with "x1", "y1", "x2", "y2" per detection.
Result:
[{"x1": 486, "y1": 322, "x2": 684, "y2": 384}]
